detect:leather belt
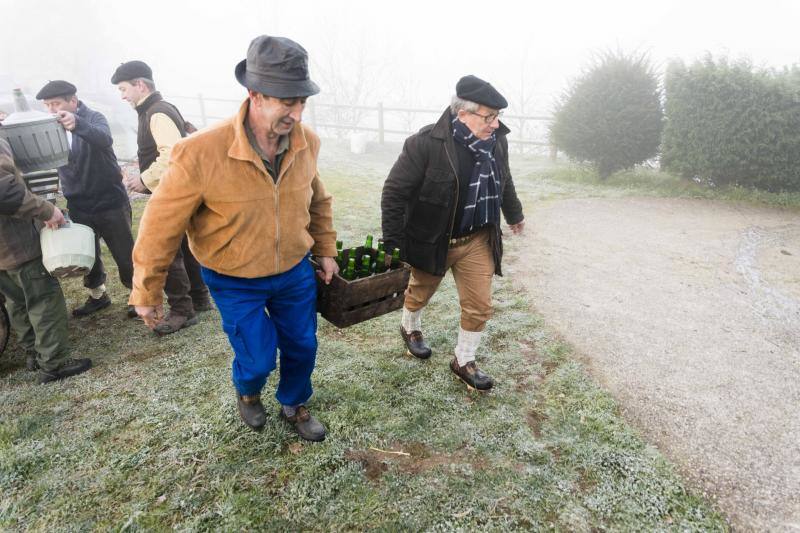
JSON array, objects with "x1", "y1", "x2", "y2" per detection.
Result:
[{"x1": 449, "y1": 232, "x2": 478, "y2": 248}]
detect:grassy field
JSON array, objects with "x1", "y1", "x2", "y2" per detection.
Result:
[
  {"x1": 0, "y1": 147, "x2": 729, "y2": 531},
  {"x1": 538, "y1": 163, "x2": 800, "y2": 209}
]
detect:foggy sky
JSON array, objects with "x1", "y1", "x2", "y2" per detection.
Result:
[{"x1": 2, "y1": 0, "x2": 798, "y2": 115}]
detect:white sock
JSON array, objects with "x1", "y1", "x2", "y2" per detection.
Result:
[
  {"x1": 401, "y1": 307, "x2": 422, "y2": 332},
  {"x1": 454, "y1": 328, "x2": 483, "y2": 367},
  {"x1": 89, "y1": 284, "x2": 106, "y2": 299}
]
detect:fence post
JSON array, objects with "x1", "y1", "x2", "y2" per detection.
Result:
[
  {"x1": 197, "y1": 93, "x2": 207, "y2": 127},
  {"x1": 377, "y1": 101, "x2": 385, "y2": 144},
  {"x1": 549, "y1": 144, "x2": 558, "y2": 162}
]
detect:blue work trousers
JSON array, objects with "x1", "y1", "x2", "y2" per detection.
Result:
[{"x1": 201, "y1": 257, "x2": 318, "y2": 405}]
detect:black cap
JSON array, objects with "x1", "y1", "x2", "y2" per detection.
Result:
[
  {"x1": 456, "y1": 75, "x2": 507, "y2": 110},
  {"x1": 111, "y1": 60, "x2": 153, "y2": 84},
  {"x1": 36, "y1": 80, "x2": 77, "y2": 100},
  {"x1": 235, "y1": 35, "x2": 319, "y2": 98}
]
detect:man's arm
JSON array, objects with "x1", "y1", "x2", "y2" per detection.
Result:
[
  {"x1": 139, "y1": 113, "x2": 182, "y2": 191},
  {"x1": 381, "y1": 133, "x2": 428, "y2": 252},
  {"x1": 130, "y1": 142, "x2": 203, "y2": 308},
  {"x1": 69, "y1": 109, "x2": 114, "y2": 148}
]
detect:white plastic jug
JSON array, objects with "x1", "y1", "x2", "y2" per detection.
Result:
[{"x1": 39, "y1": 220, "x2": 95, "y2": 278}]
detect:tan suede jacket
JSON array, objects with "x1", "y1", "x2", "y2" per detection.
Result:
[{"x1": 130, "y1": 100, "x2": 336, "y2": 306}]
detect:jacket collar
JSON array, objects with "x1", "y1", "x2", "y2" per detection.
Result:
[
  {"x1": 135, "y1": 91, "x2": 163, "y2": 115},
  {"x1": 228, "y1": 99, "x2": 309, "y2": 174},
  {"x1": 429, "y1": 107, "x2": 511, "y2": 141}
]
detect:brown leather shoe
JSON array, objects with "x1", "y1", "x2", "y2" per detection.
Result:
[
  {"x1": 237, "y1": 394, "x2": 267, "y2": 430},
  {"x1": 280, "y1": 405, "x2": 326, "y2": 441},
  {"x1": 153, "y1": 311, "x2": 198, "y2": 336},
  {"x1": 450, "y1": 358, "x2": 494, "y2": 391},
  {"x1": 400, "y1": 326, "x2": 432, "y2": 359}
]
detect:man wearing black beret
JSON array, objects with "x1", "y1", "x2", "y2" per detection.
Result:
[
  {"x1": 111, "y1": 60, "x2": 212, "y2": 335},
  {"x1": 381, "y1": 75, "x2": 525, "y2": 391},
  {"x1": 37, "y1": 80, "x2": 136, "y2": 319}
]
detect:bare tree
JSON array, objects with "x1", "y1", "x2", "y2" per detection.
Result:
[{"x1": 311, "y1": 32, "x2": 383, "y2": 139}]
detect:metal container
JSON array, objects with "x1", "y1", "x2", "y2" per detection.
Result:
[{"x1": 0, "y1": 116, "x2": 69, "y2": 173}]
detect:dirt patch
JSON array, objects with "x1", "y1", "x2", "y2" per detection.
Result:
[
  {"x1": 507, "y1": 196, "x2": 800, "y2": 531},
  {"x1": 346, "y1": 442, "x2": 487, "y2": 482},
  {"x1": 125, "y1": 346, "x2": 172, "y2": 363},
  {"x1": 526, "y1": 410, "x2": 548, "y2": 438}
]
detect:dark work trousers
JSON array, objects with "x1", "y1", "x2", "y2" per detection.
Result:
[
  {"x1": 68, "y1": 203, "x2": 134, "y2": 291},
  {"x1": 163, "y1": 236, "x2": 210, "y2": 317}
]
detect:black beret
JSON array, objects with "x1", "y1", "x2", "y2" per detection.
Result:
[
  {"x1": 456, "y1": 75, "x2": 508, "y2": 110},
  {"x1": 35, "y1": 80, "x2": 77, "y2": 100},
  {"x1": 111, "y1": 60, "x2": 153, "y2": 84}
]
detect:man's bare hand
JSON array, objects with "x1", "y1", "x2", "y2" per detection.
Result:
[
  {"x1": 316, "y1": 256, "x2": 339, "y2": 285},
  {"x1": 508, "y1": 220, "x2": 525, "y2": 235},
  {"x1": 136, "y1": 304, "x2": 164, "y2": 330},
  {"x1": 122, "y1": 168, "x2": 148, "y2": 193},
  {"x1": 44, "y1": 207, "x2": 66, "y2": 229},
  {"x1": 55, "y1": 110, "x2": 76, "y2": 131}
]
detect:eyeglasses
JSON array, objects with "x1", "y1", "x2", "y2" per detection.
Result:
[{"x1": 469, "y1": 110, "x2": 503, "y2": 124}]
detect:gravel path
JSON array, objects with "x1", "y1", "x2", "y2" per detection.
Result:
[{"x1": 506, "y1": 196, "x2": 800, "y2": 532}]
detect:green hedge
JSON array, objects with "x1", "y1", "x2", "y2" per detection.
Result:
[
  {"x1": 662, "y1": 57, "x2": 800, "y2": 191},
  {"x1": 550, "y1": 51, "x2": 663, "y2": 178}
]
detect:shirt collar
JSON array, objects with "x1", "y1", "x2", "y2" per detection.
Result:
[{"x1": 243, "y1": 119, "x2": 290, "y2": 162}]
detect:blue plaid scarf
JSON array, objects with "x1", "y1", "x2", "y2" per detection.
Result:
[{"x1": 451, "y1": 116, "x2": 501, "y2": 234}]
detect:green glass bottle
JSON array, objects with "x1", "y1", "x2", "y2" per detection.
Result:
[
  {"x1": 375, "y1": 250, "x2": 387, "y2": 273},
  {"x1": 335, "y1": 240, "x2": 344, "y2": 268},
  {"x1": 390, "y1": 248, "x2": 401, "y2": 270},
  {"x1": 342, "y1": 258, "x2": 356, "y2": 281},
  {"x1": 377, "y1": 239, "x2": 385, "y2": 255},
  {"x1": 359, "y1": 254, "x2": 372, "y2": 278},
  {"x1": 364, "y1": 234, "x2": 374, "y2": 251}
]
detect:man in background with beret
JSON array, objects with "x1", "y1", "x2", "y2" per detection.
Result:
[
  {"x1": 381, "y1": 75, "x2": 525, "y2": 391},
  {"x1": 111, "y1": 60, "x2": 212, "y2": 335},
  {"x1": 36, "y1": 80, "x2": 135, "y2": 319},
  {"x1": 129, "y1": 36, "x2": 337, "y2": 441}
]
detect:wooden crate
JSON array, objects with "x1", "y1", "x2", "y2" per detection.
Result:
[{"x1": 312, "y1": 247, "x2": 411, "y2": 328}]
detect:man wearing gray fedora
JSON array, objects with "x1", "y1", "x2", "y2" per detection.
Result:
[{"x1": 129, "y1": 36, "x2": 338, "y2": 441}]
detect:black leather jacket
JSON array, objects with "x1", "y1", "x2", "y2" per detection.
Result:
[{"x1": 381, "y1": 108, "x2": 524, "y2": 276}]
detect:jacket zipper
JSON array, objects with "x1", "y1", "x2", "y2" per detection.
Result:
[{"x1": 274, "y1": 186, "x2": 280, "y2": 272}]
